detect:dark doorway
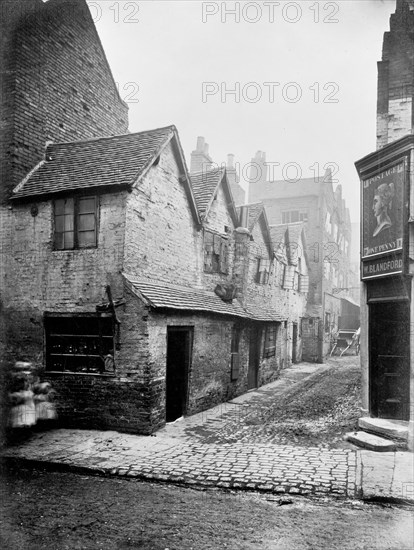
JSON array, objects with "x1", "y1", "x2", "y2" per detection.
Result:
[
  {"x1": 292, "y1": 323, "x2": 298, "y2": 363},
  {"x1": 248, "y1": 326, "x2": 261, "y2": 389},
  {"x1": 166, "y1": 327, "x2": 193, "y2": 422},
  {"x1": 369, "y1": 301, "x2": 410, "y2": 420}
]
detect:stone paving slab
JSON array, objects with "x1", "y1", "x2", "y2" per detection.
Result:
[{"x1": 356, "y1": 450, "x2": 414, "y2": 502}]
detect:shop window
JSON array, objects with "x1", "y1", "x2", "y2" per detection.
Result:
[
  {"x1": 230, "y1": 325, "x2": 241, "y2": 380},
  {"x1": 204, "y1": 230, "x2": 229, "y2": 274},
  {"x1": 255, "y1": 258, "x2": 270, "y2": 284},
  {"x1": 45, "y1": 314, "x2": 114, "y2": 373},
  {"x1": 54, "y1": 196, "x2": 98, "y2": 250},
  {"x1": 263, "y1": 324, "x2": 277, "y2": 358}
]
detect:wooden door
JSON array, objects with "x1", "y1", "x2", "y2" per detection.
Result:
[
  {"x1": 369, "y1": 302, "x2": 410, "y2": 420},
  {"x1": 248, "y1": 326, "x2": 261, "y2": 389},
  {"x1": 166, "y1": 327, "x2": 192, "y2": 422}
]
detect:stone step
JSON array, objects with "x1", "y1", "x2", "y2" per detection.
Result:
[
  {"x1": 345, "y1": 431, "x2": 397, "y2": 452},
  {"x1": 358, "y1": 417, "x2": 408, "y2": 442}
]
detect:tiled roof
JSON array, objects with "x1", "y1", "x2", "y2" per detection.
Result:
[
  {"x1": 124, "y1": 276, "x2": 286, "y2": 322},
  {"x1": 245, "y1": 202, "x2": 264, "y2": 232},
  {"x1": 245, "y1": 304, "x2": 286, "y2": 322},
  {"x1": 190, "y1": 167, "x2": 224, "y2": 219},
  {"x1": 12, "y1": 126, "x2": 175, "y2": 199},
  {"x1": 125, "y1": 276, "x2": 248, "y2": 319}
]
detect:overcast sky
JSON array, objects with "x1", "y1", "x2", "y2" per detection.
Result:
[{"x1": 91, "y1": 0, "x2": 396, "y2": 223}]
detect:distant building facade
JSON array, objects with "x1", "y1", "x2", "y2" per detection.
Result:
[{"x1": 249, "y1": 155, "x2": 358, "y2": 361}]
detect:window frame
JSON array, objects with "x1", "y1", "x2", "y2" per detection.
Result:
[
  {"x1": 255, "y1": 257, "x2": 271, "y2": 284},
  {"x1": 282, "y1": 210, "x2": 308, "y2": 224},
  {"x1": 44, "y1": 313, "x2": 115, "y2": 374},
  {"x1": 203, "y1": 229, "x2": 229, "y2": 274},
  {"x1": 54, "y1": 195, "x2": 98, "y2": 250}
]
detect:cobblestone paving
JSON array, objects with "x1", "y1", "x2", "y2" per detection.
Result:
[
  {"x1": 122, "y1": 443, "x2": 357, "y2": 498},
  {"x1": 2, "y1": 429, "x2": 358, "y2": 498},
  {"x1": 3, "y1": 359, "x2": 412, "y2": 502}
]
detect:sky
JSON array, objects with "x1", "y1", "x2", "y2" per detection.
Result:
[{"x1": 90, "y1": 0, "x2": 397, "y2": 223}]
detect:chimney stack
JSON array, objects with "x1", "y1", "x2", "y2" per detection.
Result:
[
  {"x1": 226, "y1": 153, "x2": 245, "y2": 205},
  {"x1": 190, "y1": 136, "x2": 213, "y2": 174}
]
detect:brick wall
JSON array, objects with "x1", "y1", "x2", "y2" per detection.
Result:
[
  {"x1": 376, "y1": 1, "x2": 414, "y2": 148},
  {"x1": 0, "y1": 0, "x2": 128, "y2": 203},
  {"x1": 1, "y1": 190, "x2": 127, "y2": 366},
  {"x1": 124, "y1": 141, "x2": 202, "y2": 288}
]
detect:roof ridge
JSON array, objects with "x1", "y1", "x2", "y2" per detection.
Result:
[
  {"x1": 46, "y1": 125, "x2": 176, "y2": 148},
  {"x1": 244, "y1": 201, "x2": 264, "y2": 207},
  {"x1": 190, "y1": 166, "x2": 225, "y2": 177}
]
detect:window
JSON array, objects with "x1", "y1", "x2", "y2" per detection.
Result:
[
  {"x1": 204, "y1": 230, "x2": 229, "y2": 274},
  {"x1": 263, "y1": 324, "x2": 277, "y2": 358},
  {"x1": 54, "y1": 196, "x2": 98, "y2": 250},
  {"x1": 282, "y1": 210, "x2": 308, "y2": 224},
  {"x1": 45, "y1": 314, "x2": 114, "y2": 373},
  {"x1": 255, "y1": 258, "x2": 270, "y2": 284},
  {"x1": 230, "y1": 325, "x2": 241, "y2": 380}
]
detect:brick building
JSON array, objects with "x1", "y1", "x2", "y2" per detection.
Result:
[
  {"x1": 0, "y1": 0, "x2": 303, "y2": 435},
  {"x1": 269, "y1": 222, "x2": 310, "y2": 363},
  {"x1": 249, "y1": 155, "x2": 358, "y2": 361},
  {"x1": 4, "y1": 126, "x2": 301, "y2": 433},
  {"x1": 355, "y1": 0, "x2": 414, "y2": 450}
]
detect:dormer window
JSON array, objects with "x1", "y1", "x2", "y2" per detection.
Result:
[{"x1": 54, "y1": 196, "x2": 98, "y2": 250}]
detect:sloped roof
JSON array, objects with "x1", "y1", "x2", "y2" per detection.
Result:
[
  {"x1": 12, "y1": 126, "x2": 176, "y2": 200},
  {"x1": 191, "y1": 168, "x2": 223, "y2": 218},
  {"x1": 235, "y1": 202, "x2": 273, "y2": 258},
  {"x1": 245, "y1": 202, "x2": 264, "y2": 232},
  {"x1": 245, "y1": 304, "x2": 286, "y2": 322},
  {"x1": 125, "y1": 276, "x2": 248, "y2": 319},
  {"x1": 269, "y1": 224, "x2": 288, "y2": 262},
  {"x1": 124, "y1": 276, "x2": 286, "y2": 322},
  {"x1": 190, "y1": 167, "x2": 238, "y2": 225}
]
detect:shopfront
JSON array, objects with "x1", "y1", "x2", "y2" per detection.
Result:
[{"x1": 356, "y1": 135, "x2": 414, "y2": 450}]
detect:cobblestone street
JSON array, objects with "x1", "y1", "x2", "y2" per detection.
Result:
[
  {"x1": 0, "y1": 358, "x2": 377, "y2": 500},
  {"x1": 3, "y1": 357, "x2": 413, "y2": 503}
]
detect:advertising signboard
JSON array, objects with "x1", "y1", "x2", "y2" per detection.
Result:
[{"x1": 361, "y1": 160, "x2": 405, "y2": 279}]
